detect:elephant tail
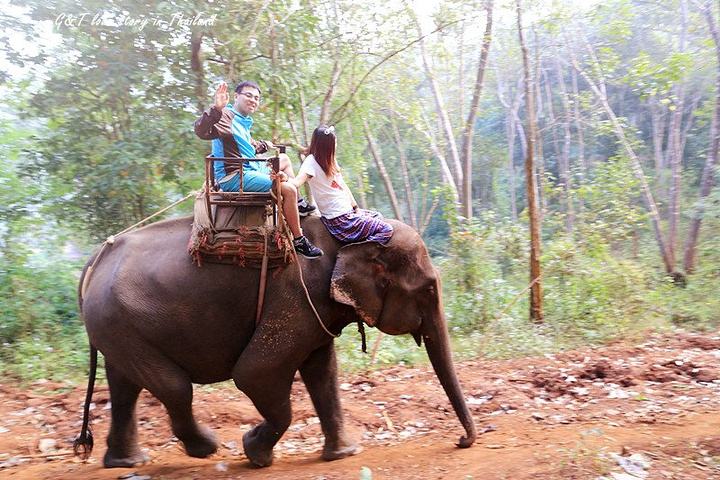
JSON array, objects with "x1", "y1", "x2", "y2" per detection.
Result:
[{"x1": 73, "y1": 344, "x2": 98, "y2": 460}]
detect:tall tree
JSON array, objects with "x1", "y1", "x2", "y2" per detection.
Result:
[
  {"x1": 667, "y1": 0, "x2": 688, "y2": 269},
  {"x1": 568, "y1": 33, "x2": 682, "y2": 282},
  {"x1": 460, "y1": 0, "x2": 494, "y2": 219},
  {"x1": 497, "y1": 74, "x2": 522, "y2": 221},
  {"x1": 517, "y1": 0, "x2": 544, "y2": 323},
  {"x1": 555, "y1": 57, "x2": 575, "y2": 231},
  {"x1": 364, "y1": 121, "x2": 405, "y2": 222},
  {"x1": 684, "y1": 0, "x2": 720, "y2": 273},
  {"x1": 390, "y1": 114, "x2": 418, "y2": 229}
]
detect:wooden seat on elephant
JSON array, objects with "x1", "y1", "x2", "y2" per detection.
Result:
[
  {"x1": 204, "y1": 153, "x2": 282, "y2": 228},
  {"x1": 187, "y1": 150, "x2": 294, "y2": 268}
]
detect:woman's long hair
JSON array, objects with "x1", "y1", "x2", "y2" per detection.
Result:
[{"x1": 304, "y1": 125, "x2": 337, "y2": 176}]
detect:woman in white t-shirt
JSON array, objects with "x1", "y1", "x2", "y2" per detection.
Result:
[{"x1": 289, "y1": 125, "x2": 393, "y2": 245}]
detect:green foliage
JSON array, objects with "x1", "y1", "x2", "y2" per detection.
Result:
[
  {"x1": 335, "y1": 329, "x2": 429, "y2": 372},
  {"x1": 592, "y1": 0, "x2": 635, "y2": 43},
  {"x1": 574, "y1": 155, "x2": 646, "y2": 244},
  {"x1": 0, "y1": 247, "x2": 88, "y2": 382},
  {"x1": 440, "y1": 212, "x2": 526, "y2": 331},
  {"x1": 624, "y1": 51, "x2": 694, "y2": 100},
  {"x1": 542, "y1": 237, "x2": 666, "y2": 342}
]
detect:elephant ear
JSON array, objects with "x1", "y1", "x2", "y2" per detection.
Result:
[{"x1": 330, "y1": 242, "x2": 387, "y2": 327}]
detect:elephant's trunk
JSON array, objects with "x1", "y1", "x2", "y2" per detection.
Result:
[{"x1": 422, "y1": 309, "x2": 476, "y2": 448}]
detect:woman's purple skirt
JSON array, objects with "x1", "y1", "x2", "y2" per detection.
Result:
[{"x1": 321, "y1": 209, "x2": 394, "y2": 245}]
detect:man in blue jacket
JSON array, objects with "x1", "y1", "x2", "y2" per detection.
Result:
[{"x1": 195, "y1": 81, "x2": 322, "y2": 259}]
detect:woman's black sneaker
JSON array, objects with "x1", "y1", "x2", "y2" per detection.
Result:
[
  {"x1": 293, "y1": 235, "x2": 323, "y2": 259},
  {"x1": 297, "y1": 197, "x2": 317, "y2": 216}
]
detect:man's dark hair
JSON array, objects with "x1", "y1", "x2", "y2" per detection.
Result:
[{"x1": 235, "y1": 81, "x2": 261, "y2": 94}]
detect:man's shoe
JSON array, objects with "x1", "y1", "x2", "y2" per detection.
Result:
[
  {"x1": 298, "y1": 197, "x2": 317, "y2": 217},
  {"x1": 293, "y1": 235, "x2": 323, "y2": 259}
]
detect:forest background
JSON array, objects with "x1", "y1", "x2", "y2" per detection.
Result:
[{"x1": 1, "y1": 0, "x2": 718, "y2": 382}]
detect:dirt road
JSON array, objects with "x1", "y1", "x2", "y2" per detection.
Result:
[{"x1": 1, "y1": 331, "x2": 719, "y2": 479}]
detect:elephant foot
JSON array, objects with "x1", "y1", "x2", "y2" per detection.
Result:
[
  {"x1": 242, "y1": 427, "x2": 274, "y2": 467},
  {"x1": 103, "y1": 449, "x2": 150, "y2": 468},
  {"x1": 322, "y1": 442, "x2": 362, "y2": 461},
  {"x1": 181, "y1": 425, "x2": 218, "y2": 458}
]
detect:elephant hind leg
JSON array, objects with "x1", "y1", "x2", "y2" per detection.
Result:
[
  {"x1": 104, "y1": 363, "x2": 148, "y2": 468},
  {"x1": 105, "y1": 340, "x2": 217, "y2": 461},
  {"x1": 299, "y1": 342, "x2": 361, "y2": 461}
]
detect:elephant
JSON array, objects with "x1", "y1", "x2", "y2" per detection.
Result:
[{"x1": 74, "y1": 215, "x2": 476, "y2": 468}]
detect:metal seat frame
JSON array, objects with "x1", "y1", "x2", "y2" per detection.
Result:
[{"x1": 203, "y1": 146, "x2": 285, "y2": 227}]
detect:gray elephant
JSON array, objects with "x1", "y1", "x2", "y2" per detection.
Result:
[{"x1": 74, "y1": 216, "x2": 476, "y2": 468}]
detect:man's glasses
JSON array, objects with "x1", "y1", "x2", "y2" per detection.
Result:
[
  {"x1": 322, "y1": 125, "x2": 335, "y2": 135},
  {"x1": 239, "y1": 91, "x2": 261, "y2": 103}
]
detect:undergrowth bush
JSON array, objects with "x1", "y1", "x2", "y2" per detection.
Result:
[
  {"x1": 542, "y1": 234, "x2": 668, "y2": 342},
  {"x1": 0, "y1": 246, "x2": 89, "y2": 383},
  {"x1": 439, "y1": 212, "x2": 527, "y2": 332}
]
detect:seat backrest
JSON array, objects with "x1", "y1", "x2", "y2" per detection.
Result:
[{"x1": 203, "y1": 154, "x2": 282, "y2": 229}]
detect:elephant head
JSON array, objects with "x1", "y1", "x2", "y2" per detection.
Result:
[{"x1": 330, "y1": 222, "x2": 476, "y2": 448}]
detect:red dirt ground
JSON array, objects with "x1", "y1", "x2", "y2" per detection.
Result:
[{"x1": 1, "y1": 331, "x2": 720, "y2": 479}]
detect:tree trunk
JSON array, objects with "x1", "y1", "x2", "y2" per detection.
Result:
[
  {"x1": 417, "y1": 157, "x2": 440, "y2": 236},
  {"x1": 390, "y1": 116, "x2": 418, "y2": 229},
  {"x1": 517, "y1": 0, "x2": 544, "y2": 323},
  {"x1": 269, "y1": 13, "x2": 279, "y2": 140},
  {"x1": 299, "y1": 87, "x2": 310, "y2": 145},
  {"x1": 684, "y1": 0, "x2": 720, "y2": 274},
  {"x1": 319, "y1": 58, "x2": 342, "y2": 125},
  {"x1": 497, "y1": 75, "x2": 520, "y2": 220},
  {"x1": 506, "y1": 108, "x2": 519, "y2": 221},
  {"x1": 190, "y1": 30, "x2": 205, "y2": 114},
  {"x1": 460, "y1": 0, "x2": 494, "y2": 220},
  {"x1": 667, "y1": 0, "x2": 688, "y2": 272},
  {"x1": 650, "y1": 98, "x2": 666, "y2": 176},
  {"x1": 417, "y1": 110, "x2": 461, "y2": 204},
  {"x1": 670, "y1": 0, "x2": 687, "y2": 262},
  {"x1": 356, "y1": 173, "x2": 368, "y2": 210},
  {"x1": 571, "y1": 68, "x2": 587, "y2": 174},
  {"x1": 408, "y1": 3, "x2": 463, "y2": 190},
  {"x1": 533, "y1": 33, "x2": 546, "y2": 218},
  {"x1": 319, "y1": 0, "x2": 341, "y2": 125},
  {"x1": 555, "y1": 58, "x2": 575, "y2": 232},
  {"x1": 667, "y1": 84, "x2": 685, "y2": 268},
  {"x1": 458, "y1": 18, "x2": 465, "y2": 127},
  {"x1": 364, "y1": 121, "x2": 405, "y2": 222}
]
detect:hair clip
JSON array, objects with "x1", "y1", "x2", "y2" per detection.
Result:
[{"x1": 322, "y1": 125, "x2": 335, "y2": 135}]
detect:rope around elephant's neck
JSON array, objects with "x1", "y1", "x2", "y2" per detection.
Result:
[
  {"x1": 271, "y1": 185, "x2": 339, "y2": 339},
  {"x1": 294, "y1": 248, "x2": 340, "y2": 338}
]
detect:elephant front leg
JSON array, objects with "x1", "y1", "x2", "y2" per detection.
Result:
[
  {"x1": 299, "y1": 342, "x2": 361, "y2": 461},
  {"x1": 232, "y1": 355, "x2": 295, "y2": 467}
]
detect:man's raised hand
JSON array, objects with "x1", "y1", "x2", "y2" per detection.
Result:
[{"x1": 214, "y1": 82, "x2": 229, "y2": 110}]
